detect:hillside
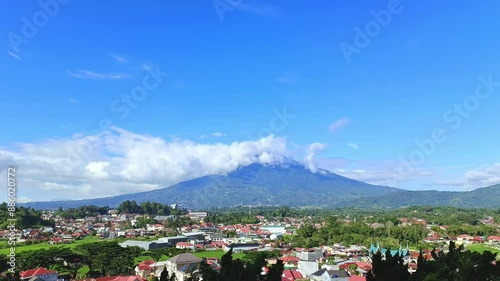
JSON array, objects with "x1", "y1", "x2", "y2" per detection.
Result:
[
  {"x1": 349, "y1": 184, "x2": 500, "y2": 209},
  {"x1": 22, "y1": 161, "x2": 399, "y2": 209},
  {"x1": 21, "y1": 162, "x2": 500, "y2": 210}
]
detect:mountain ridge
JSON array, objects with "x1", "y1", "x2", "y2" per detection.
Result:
[{"x1": 20, "y1": 162, "x2": 499, "y2": 209}]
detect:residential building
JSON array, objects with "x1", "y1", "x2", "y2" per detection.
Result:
[
  {"x1": 119, "y1": 240, "x2": 168, "y2": 251},
  {"x1": 20, "y1": 268, "x2": 58, "y2": 281},
  {"x1": 164, "y1": 253, "x2": 203, "y2": 281},
  {"x1": 134, "y1": 260, "x2": 156, "y2": 278},
  {"x1": 310, "y1": 268, "x2": 349, "y2": 281},
  {"x1": 223, "y1": 243, "x2": 260, "y2": 253},
  {"x1": 297, "y1": 248, "x2": 323, "y2": 261}
]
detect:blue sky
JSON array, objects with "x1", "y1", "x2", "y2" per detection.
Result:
[{"x1": 1, "y1": 0, "x2": 500, "y2": 202}]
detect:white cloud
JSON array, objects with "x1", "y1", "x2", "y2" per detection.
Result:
[
  {"x1": 108, "y1": 53, "x2": 128, "y2": 64},
  {"x1": 434, "y1": 163, "x2": 500, "y2": 189},
  {"x1": 304, "y1": 143, "x2": 328, "y2": 173},
  {"x1": 7, "y1": 51, "x2": 22, "y2": 60},
  {"x1": 200, "y1": 132, "x2": 227, "y2": 138},
  {"x1": 0, "y1": 128, "x2": 290, "y2": 201},
  {"x1": 67, "y1": 97, "x2": 78, "y2": 104},
  {"x1": 315, "y1": 157, "x2": 433, "y2": 187},
  {"x1": 66, "y1": 70, "x2": 132, "y2": 80},
  {"x1": 17, "y1": 197, "x2": 32, "y2": 203},
  {"x1": 329, "y1": 117, "x2": 350, "y2": 133},
  {"x1": 85, "y1": 161, "x2": 110, "y2": 179},
  {"x1": 348, "y1": 143, "x2": 359, "y2": 150}
]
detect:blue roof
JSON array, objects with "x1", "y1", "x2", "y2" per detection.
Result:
[{"x1": 369, "y1": 243, "x2": 409, "y2": 257}]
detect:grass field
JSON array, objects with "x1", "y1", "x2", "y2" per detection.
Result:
[
  {"x1": 0, "y1": 235, "x2": 103, "y2": 255},
  {"x1": 466, "y1": 244, "x2": 500, "y2": 261},
  {"x1": 466, "y1": 244, "x2": 500, "y2": 255}
]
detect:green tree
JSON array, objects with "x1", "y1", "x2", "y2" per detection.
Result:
[
  {"x1": 199, "y1": 259, "x2": 217, "y2": 281},
  {"x1": 367, "y1": 250, "x2": 409, "y2": 281},
  {"x1": 0, "y1": 254, "x2": 9, "y2": 273},
  {"x1": 410, "y1": 242, "x2": 500, "y2": 281},
  {"x1": 76, "y1": 241, "x2": 141, "y2": 276},
  {"x1": 159, "y1": 268, "x2": 169, "y2": 281},
  {"x1": 266, "y1": 259, "x2": 284, "y2": 281}
]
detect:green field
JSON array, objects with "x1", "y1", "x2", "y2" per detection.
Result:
[
  {"x1": 194, "y1": 250, "x2": 246, "y2": 259},
  {"x1": 466, "y1": 244, "x2": 500, "y2": 255},
  {"x1": 0, "y1": 236, "x2": 103, "y2": 255},
  {"x1": 1, "y1": 237, "x2": 246, "y2": 277},
  {"x1": 134, "y1": 255, "x2": 169, "y2": 264},
  {"x1": 1, "y1": 238, "x2": 246, "y2": 261}
]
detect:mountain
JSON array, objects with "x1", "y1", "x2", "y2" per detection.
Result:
[
  {"x1": 21, "y1": 162, "x2": 500, "y2": 210},
  {"x1": 348, "y1": 184, "x2": 500, "y2": 209},
  {"x1": 22, "y1": 161, "x2": 400, "y2": 209}
]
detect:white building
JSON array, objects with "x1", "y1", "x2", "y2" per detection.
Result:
[{"x1": 261, "y1": 225, "x2": 286, "y2": 234}]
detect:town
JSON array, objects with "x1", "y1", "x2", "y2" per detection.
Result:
[{"x1": 1, "y1": 203, "x2": 499, "y2": 281}]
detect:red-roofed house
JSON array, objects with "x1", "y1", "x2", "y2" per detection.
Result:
[
  {"x1": 95, "y1": 276, "x2": 145, "y2": 281},
  {"x1": 176, "y1": 242, "x2": 195, "y2": 250},
  {"x1": 135, "y1": 260, "x2": 156, "y2": 278},
  {"x1": 20, "y1": 268, "x2": 58, "y2": 281},
  {"x1": 110, "y1": 276, "x2": 145, "y2": 281},
  {"x1": 487, "y1": 236, "x2": 500, "y2": 244},
  {"x1": 280, "y1": 256, "x2": 300, "y2": 263},
  {"x1": 473, "y1": 236, "x2": 484, "y2": 243},
  {"x1": 282, "y1": 269, "x2": 303, "y2": 280},
  {"x1": 355, "y1": 262, "x2": 372, "y2": 272},
  {"x1": 349, "y1": 276, "x2": 366, "y2": 281},
  {"x1": 456, "y1": 235, "x2": 474, "y2": 244}
]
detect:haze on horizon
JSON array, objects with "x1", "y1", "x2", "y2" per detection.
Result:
[{"x1": 1, "y1": 0, "x2": 500, "y2": 203}]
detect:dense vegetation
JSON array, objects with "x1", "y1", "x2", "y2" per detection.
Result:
[
  {"x1": 0, "y1": 241, "x2": 191, "y2": 280},
  {"x1": 205, "y1": 206, "x2": 499, "y2": 249},
  {"x1": 0, "y1": 203, "x2": 54, "y2": 229},
  {"x1": 367, "y1": 242, "x2": 500, "y2": 281},
  {"x1": 200, "y1": 249, "x2": 283, "y2": 281},
  {"x1": 284, "y1": 216, "x2": 428, "y2": 249},
  {"x1": 116, "y1": 201, "x2": 181, "y2": 216},
  {"x1": 57, "y1": 205, "x2": 110, "y2": 219},
  {"x1": 207, "y1": 205, "x2": 499, "y2": 225}
]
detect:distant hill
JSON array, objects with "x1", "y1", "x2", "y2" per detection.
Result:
[
  {"x1": 21, "y1": 162, "x2": 500, "y2": 210},
  {"x1": 22, "y1": 161, "x2": 399, "y2": 209},
  {"x1": 349, "y1": 184, "x2": 500, "y2": 209}
]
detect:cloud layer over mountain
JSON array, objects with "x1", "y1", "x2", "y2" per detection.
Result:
[
  {"x1": 0, "y1": 127, "x2": 288, "y2": 201},
  {"x1": 1, "y1": 127, "x2": 498, "y2": 202}
]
